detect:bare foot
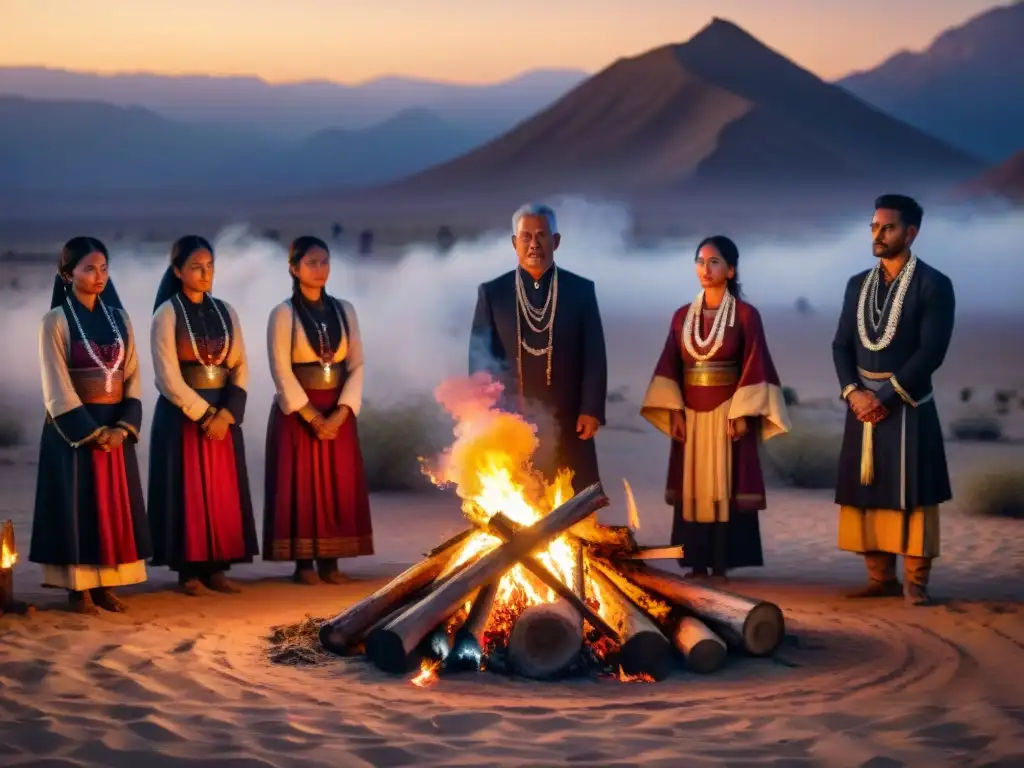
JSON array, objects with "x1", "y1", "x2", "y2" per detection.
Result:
[
  {"x1": 68, "y1": 591, "x2": 100, "y2": 615},
  {"x1": 294, "y1": 568, "x2": 320, "y2": 586},
  {"x1": 205, "y1": 572, "x2": 242, "y2": 594},
  {"x1": 318, "y1": 568, "x2": 351, "y2": 585},
  {"x1": 92, "y1": 588, "x2": 128, "y2": 613}
]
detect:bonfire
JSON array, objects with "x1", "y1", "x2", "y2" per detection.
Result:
[
  {"x1": 1, "y1": 519, "x2": 33, "y2": 617},
  {"x1": 318, "y1": 374, "x2": 785, "y2": 684}
]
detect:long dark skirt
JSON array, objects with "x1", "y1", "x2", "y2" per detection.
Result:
[
  {"x1": 670, "y1": 505, "x2": 764, "y2": 572},
  {"x1": 835, "y1": 398, "x2": 951, "y2": 510},
  {"x1": 262, "y1": 388, "x2": 374, "y2": 561},
  {"x1": 29, "y1": 404, "x2": 151, "y2": 569},
  {"x1": 147, "y1": 394, "x2": 258, "y2": 571}
]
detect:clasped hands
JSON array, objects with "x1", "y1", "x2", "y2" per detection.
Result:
[
  {"x1": 846, "y1": 389, "x2": 888, "y2": 424},
  {"x1": 309, "y1": 405, "x2": 352, "y2": 441},
  {"x1": 669, "y1": 411, "x2": 750, "y2": 442},
  {"x1": 200, "y1": 407, "x2": 235, "y2": 440},
  {"x1": 92, "y1": 426, "x2": 128, "y2": 452}
]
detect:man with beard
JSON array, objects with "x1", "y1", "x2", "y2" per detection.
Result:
[
  {"x1": 469, "y1": 203, "x2": 607, "y2": 490},
  {"x1": 832, "y1": 194, "x2": 956, "y2": 606}
]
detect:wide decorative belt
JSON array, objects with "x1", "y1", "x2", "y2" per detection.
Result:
[
  {"x1": 854, "y1": 367, "x2": 933, "y2": 487},
  {"x1": 69, "y1": 369, "x2": 124, "y2": 404},
  {"x1": 181, "y1": 363, "x2": 229, "y2": 390},
  {"x1": 293, "y1": 363, "x2": 345, "y2": 391},
  {"x1": 684, "y1": 361, "x2": 738, "y2": 388}
]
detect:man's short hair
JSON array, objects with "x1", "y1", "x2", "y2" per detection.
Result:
[
  {"x1": 512, "y1": 203, "x2": 558, "y2": 235},
  {"x1": 874, "y1": 194, "x2": 924, "y2": 229}
]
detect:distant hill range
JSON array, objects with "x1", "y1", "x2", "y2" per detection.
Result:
[
  {"x1": 952, "y1": 151, "x2": 1024, "y2": 204},
  {"x1": 0, "y1": 67, "x2": 588, "y2": 139},
  {"x1": 0, "y1": 16, "x2": 1009, "y2": 215},
  {"x1": 364, "y1": 19, "x2": 981, "y2": 204},
  {"x1": 837, "y1": 2, "x2": 1024, "y2": 162}
]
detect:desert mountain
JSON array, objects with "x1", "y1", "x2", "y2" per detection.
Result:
[
  {"x1": 951, "y1": 151, "x2": 1024, "y2": 204},
  {"x1": 368, "y1": 19, "x2": 982, "y2": 203},
  {"x1": 838, "y1": 2, "x2": 1024, "y2": 161},
  {"x1": 0, "y1": 96, "x2": 495, "y2": 203},
  {"x1": 0, "y1": 66, "x2": 587, "y2": 140}
]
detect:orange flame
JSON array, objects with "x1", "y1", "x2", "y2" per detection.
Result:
[
  {"x1": 1, "y1": 538, "x2": 16, "y2": 570},
  {"x1": 410, "y1": 659, "x2": 441, "y2": 687}
]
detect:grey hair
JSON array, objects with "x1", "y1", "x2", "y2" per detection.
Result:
[{"x1": 512, "y1": 203, "x2": 558, "y2": 235}]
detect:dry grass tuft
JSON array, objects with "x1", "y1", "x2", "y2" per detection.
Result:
[
  {"x1": 358, "y1": 396, "x2": 453, "y2": 492},
  {"x1": 763, "y1": 418, "x2": 840, "y2": 489},
  {"x1": 266, "y1": 615, "x2": 332, "y2": 665},
  {"x1": 961, "y1": 466, "x2": 1024, "y2": 520}
]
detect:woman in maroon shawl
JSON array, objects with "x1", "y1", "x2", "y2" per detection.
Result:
[
  {"x1": 147, "y1": 235, "x2": 258, "y2": 595},
  {"x1": 263, "y1": 236, "x2": 373, "y2": 584},
  {"x1": 640, "y1": 236, "x2": 790, "y2": 579},
  {"x1": 30, "y1": 237, "x2": 152, "y2": 614}
]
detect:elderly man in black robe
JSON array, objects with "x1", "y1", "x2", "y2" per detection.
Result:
[
  {"x1": 469, "y1": 203, "x2": 608, "y2": 490},
  {"x1": 832, "y1": 194, "x2": 956, "y2": 607}
]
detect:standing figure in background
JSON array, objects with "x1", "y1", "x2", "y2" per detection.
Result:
[
  {"x1": 148, "y1": 235, "x2": 258, "y2": 595},
  {"x1": 641, "y1": 236, "x2": 790, "y2": 579},
  {"x1": 469, "y1": 203, "x2": 608, "y2": 490},
  {"x1": 263, "y1": 236, "x2": 373, "y2": 584},
  {"x1": 30, "y1": 237, "x2": 151, "y2": 614},
  {"x1": 832, "y1": 195, "x2": 955, "y2": 606}
]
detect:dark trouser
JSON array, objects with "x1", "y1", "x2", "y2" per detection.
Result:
[{"x1": 864, "y1": 551, "x2": 932, "y2": 587}]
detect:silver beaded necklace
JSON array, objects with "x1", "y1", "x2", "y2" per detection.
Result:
[
  {"x1": 65, "y1": 294, "x2": 125, "y2": 393},
  {"x1": 298, "y1": 297, "x2": 346, "y2": 380},
  {"x1": 175, "y1": 293, "x2": 231, "y2": 381}
]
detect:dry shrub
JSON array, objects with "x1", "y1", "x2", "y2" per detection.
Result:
[
  {"x1": 358, "y1": 396, "x2": 453, "y2": 492},
  {"x1": 962, "y1": 466, "x2": 1024, "y2": 520},
  {"x1": 781, "y1": 386, "x2": 799, "y2": 407},
  {"x1": 0, "y1": 401, "x2": 23, "y2": 447},
  {"x1": 763, "y1": 418, "x2": 840, "y2": 489},
  {"x1": 949, "y1": 415, "x2": 1003, "y2": 442}
]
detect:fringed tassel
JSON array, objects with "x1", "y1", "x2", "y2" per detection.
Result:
[{"x1": 860, "y1": 421, "x2": 875, "y2": 485}]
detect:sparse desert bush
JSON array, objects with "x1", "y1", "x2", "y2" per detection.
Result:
[
  {"x1": 962, "y1": 466, "x2": 1024, "y2": 519},
  {"x1": 950, "y1": 415, "x2": 1003, "y2": 442},
  {"x1": 781, "y1": 386, "x2": 799, "y2": 407},
  {"x1": 358, "y1": 396, "x2": 453, "y2": 492},
  {"x1": 763, "y1": 419, "x2": 840, "y2": 489},
  {"x1": 0, "y1": 403, "x2": 23, "y2": 447}
]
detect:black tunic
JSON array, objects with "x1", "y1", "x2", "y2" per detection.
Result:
[
  {"x1": 832, "y1": 258, "x2": 955, "y2": 510},
  {"x1": 469, "y1": 266, "x2": 607, "y2": 490}
]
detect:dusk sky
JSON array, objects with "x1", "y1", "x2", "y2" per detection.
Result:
[{"x1": 0, "y1": 0, "x2": 1007, "y2": 83}]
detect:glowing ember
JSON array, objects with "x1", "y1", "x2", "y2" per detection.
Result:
[
  {"x1": 410, "y1": 659, "x2": 441, "y2": 687},
  {"x1": 1, "y1": 539, "x2": 16, "y2": 570}
]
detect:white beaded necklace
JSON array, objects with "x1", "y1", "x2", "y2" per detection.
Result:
[
  {"x1": 515, "y1": 266, "x2": 558, "y2": 388},
  {"x1": 65, "y1": 294, "x2": 125, "y2": 393},
  {"x1": 856, "y1": 254, "x2": 917, "y2": 352},
  {"x1": 681, "y1": 289, "x2": 736, "y2": 362},
  {"x1": 175, "y1": 293, "x2": 231, "y2": 381}
]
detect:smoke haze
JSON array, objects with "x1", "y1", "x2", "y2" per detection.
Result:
[{"x1": 2, "y1": 198, "x2": 1022, "y2": 471}]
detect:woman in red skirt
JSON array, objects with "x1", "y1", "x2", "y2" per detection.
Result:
[
  {"x1": 263, "y1": 235, "x2": 374, "y2": 584},
  {"x1": 147, "y1": 235, "x2": 259, "y2": 595},
  {"x1": 30, "y1": 237, "x2": 152, "y2": 614}
]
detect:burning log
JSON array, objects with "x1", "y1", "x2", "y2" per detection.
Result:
[
  {"x1": 587, "y1": 559, "x2": 674, "y2": 681},
  {"x1": 0, "y1": 520, "x2": 32, "y2": 617},
  {"x1": 318, "y1": 528, "x2": 474, "y2": 654},
  {"x1": 487, "y1": 513, "x2": 623, "y2": 644},
  {"x1": 620, "y1": 562, "x2": 785, "y2": 657},
  {"x1": 507, "y1": 599, "x2": 584, "y2": 679},
  {"x1": 366, "y1": 482, "x2": 610, "y2": 674},
  {"x1": 446, "y1": 583, "x2": 499, "y2": 671},
  {"x1": 571, "y1": 517, "x2": 638, "y2": 554},
  {"x1": 673, "y1": 617, "x2": 727, "y2": 674}
]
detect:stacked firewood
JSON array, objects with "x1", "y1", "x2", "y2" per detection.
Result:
[{"x1": 318, "y1": 483, "x2": 785, "y2": 681}]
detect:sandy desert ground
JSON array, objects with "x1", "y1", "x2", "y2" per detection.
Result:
[{"x1": 1, "y1": 303, "x2": 1023, "y2": 767}]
